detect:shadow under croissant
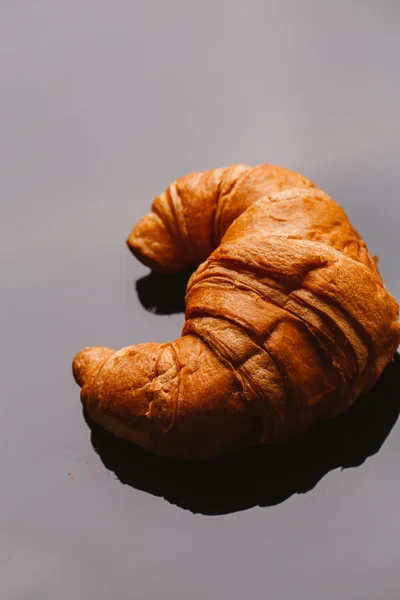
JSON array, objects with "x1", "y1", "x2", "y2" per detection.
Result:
[
  {"x1": 85, "y1": 353, "x2": 400, "y2": 516},
  {"x1": 135, "y1": 268, "x2": 196, "y2": 315}
]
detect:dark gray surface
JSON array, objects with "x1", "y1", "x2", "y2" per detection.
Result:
[{"x1": 2, "y1": 2, "x2": 400, "y2": 598}]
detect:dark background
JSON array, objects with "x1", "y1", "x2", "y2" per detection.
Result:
[{"x1": 2, "y1": 2, "x2": 400, "y2": 598}]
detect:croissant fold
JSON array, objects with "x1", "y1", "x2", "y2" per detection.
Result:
[{"x1": 73, "y1": 164, "x2": 400, "y2": 458}]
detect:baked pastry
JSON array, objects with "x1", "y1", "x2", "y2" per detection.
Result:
[{"x1": 73, "y1": 164, "x2": 400, "y2": 458}]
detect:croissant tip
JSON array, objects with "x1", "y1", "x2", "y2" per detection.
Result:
[
  {"x1": 126, "y1": 230, "x2": 135, "y2": 249},
  {"x1": 72, "y1": 346, "x2": 114, "y2": 388}
]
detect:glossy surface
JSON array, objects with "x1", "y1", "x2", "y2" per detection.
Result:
[{"x1": 2, "y1": 2, "x2": 400, "y2": 599}]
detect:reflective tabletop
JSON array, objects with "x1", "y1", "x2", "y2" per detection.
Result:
[{"x1": 2, "y1": 2, "x2": 400, "y2": 599}]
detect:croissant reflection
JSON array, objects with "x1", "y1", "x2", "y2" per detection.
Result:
[
  {"x1": 73, "y1": 164, "x2": 400, "y2": 458},
  {"x1": 86, "y1": 352, "x2": 400, "y2": 515},
  {"x1": 136, "y1": 269, "x2": 194, "y2": 315}
]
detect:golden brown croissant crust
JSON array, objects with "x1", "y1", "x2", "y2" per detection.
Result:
[{"x1": 73, "y1": 164, "x2": 400, "y2": 458}]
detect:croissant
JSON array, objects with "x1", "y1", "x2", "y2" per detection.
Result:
[{"x1": 73, "y1": 164, "x2": 400, "y2": 458}]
